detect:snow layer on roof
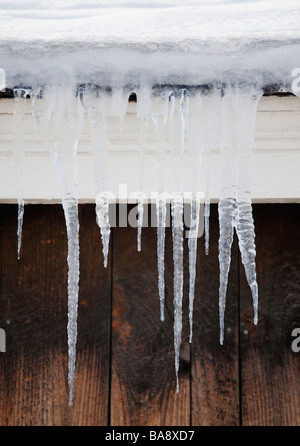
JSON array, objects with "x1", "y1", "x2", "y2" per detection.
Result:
[{"x1": 0, "y1": 0, "x2": 300, "y2": 88}]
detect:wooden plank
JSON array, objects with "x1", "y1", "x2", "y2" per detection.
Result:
[
  {"x1": 0, "y1": 204, "x2": 111, "y2": 425},
  {"x1": 110, "y1": 205, "x2": 190, "y2": 426},
  {"x1": 240, "y1": 204, "x2": 300, "y2": 426},
  {"x1": 191, "y1": 204, "x2": 240, "y2": 426}
]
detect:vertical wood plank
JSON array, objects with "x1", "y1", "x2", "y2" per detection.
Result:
[
  {"x1": 111, "y1": 205, "x2": 190, "y2": 426},
  {"x1": 71, "y1": 204, "x2": 111, "y2": 426},
  {"x1": 191, "y1": 204, "x2": 240, "y2": 426},
  {"x1": 240, "y1": 204, "x2": 300, "y2": 426},
  {"x1": 0, "y1": 204, "x2": 111, "y2": 425}
]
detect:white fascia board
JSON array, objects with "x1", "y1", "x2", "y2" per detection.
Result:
[{"x1": 0, "y1": 95, "x2": 300, "y2": 203}]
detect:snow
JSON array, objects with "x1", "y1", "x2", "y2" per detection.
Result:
[{"x1": 0, "y1": 0, "x2": 300, "y2": 88}]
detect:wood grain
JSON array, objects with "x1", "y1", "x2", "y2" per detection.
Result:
[
  {"x1": 1, "y1": 203, "x2": 300, "y2": 425},
  {"x1": 0, "y1": 204, "x2": 111, "y2": 425},
  {"x1": 110, "y1": 205, "x2": 190, "y2": 426},
  {"x1": 240, "y1": 204, "x2": 300, "y2": 426},
  {"x1": 191, "y1": 204, "x2": 240, "y2": 426}
]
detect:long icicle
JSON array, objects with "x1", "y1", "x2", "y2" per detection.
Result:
[
  {"x1": 156, "y1": 192, "x2": 167, "y2": 322},
  {"x1": 188, "y1": 194, "x2": 201, "y2": 343},
  {"x1": 82, "y1": 85, "x2": 111, "y2": 267},
  {"x1": 171, "y1": 191, "x2": 184, "y2": 393},
  {"x1": 13, "y1": 87, "x2": 31, "y2": 259},
  {"x1": 234, "y1": 86, "x2": 262, "y2": 325},
  {"x1": 152, "y1": 101, "x2": 167, "y2": 321},
  {"x1": 186, "y1": 90, "x2": 203, "y2": 344},
  {"x1": 218, "y1": 87, "x2": 237, "y2": 345},
  {"x1": 32, "y1": 84, "x2": 83, "y2": 405},
  {"x1": 137, "y1": 117, "x2": 148, "y2": 252}
]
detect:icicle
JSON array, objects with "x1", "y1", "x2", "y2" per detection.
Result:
[
  {"x1": 179, "y1": 89, "x2": 188, "y2": 193},
  {"x1": 156, "y1": 193, "x2": 167, "y2": 322},
  {"x1": 218, "y1": 197, "x2": 236, "y2": 345},
  {"x1": 204, "y1": 152, "x2": 211, "y2": 256},
  {"x1": 218, "y1": 88, "x2": 238, "y2": 345},
  {"x1": 82, "y1": 85, "x2": 111, "y2": 267},
  {"x1": 203, "y1": 90, "x2": 217, "y2": 257},
  {"x1": 184, "y1": 91, "x2": 202, "y2": 344},
  {"x1": 188, "y1": 194, "x2": 201, "y2": 343},
  {"x1": 218, "y1": 85, "x2": 262, "y2": 344},
  {"x1": 137, "y1": 117, "x2": 148, "y2": 252},
  {"x1": 235, "y1": 200, "x2": 258, "y2": 324},
  {"x1": 32, "y1": 85, "x2": 83, "y2": 405},
  {"x1": 151, "y1": 94, "x2": 168, "y2": 321},
  {"x1": 171, "y1": 191, "x2": 184, "y2": 393},
  {"x1": 233, "y1": 87, "x2": 262, "y2": 326},
  {"x1": 96, "y1": 192, "x2": 111, "y2": 268},
  {"x1": 13, "y1": 87, "x2": 31, "y2": 259},
  {"x1": 137, "y1": 192, "x2": 144, "y2": 252}
]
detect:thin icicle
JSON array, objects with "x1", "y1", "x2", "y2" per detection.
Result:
[
  {"x1": 64, "y1": 197, "x2": 80, "y2": 406},
  {"x1": 137, "y1": 117, "x2": 148, "y2": 252},
  {"x1": 203, "y1": 90, "x2": 218, "y2": 257},
  {"x1": 82, "y1": 85, "x2": 111, "y2": 267},
  {"x1": 218, "y1": 88, "x2": 238, "y2": 345},
  {"x1": 13, "y1": 87, "x2": 31, "y2": 259},
  {"x1": 233, "y1": 87, "x2": 262, "y2": 325},
  {"x1": 204, "y1": 152, "x2": 211, "y2": 256},
  {"x1": 235, "y1": 201, "x2": 258, "y2": 324},
  {"x1": 96, "y1": 192, "x2": 111, "y2": 268},
  {"x1": 188, "y1": 194, "x2": 201, "y2": 343},
  {"x1": 179, "y1": 89, "x2": 188, "y2": 193},
  {"x1": 156, "y1": 193, "x2": 167, "y2": 322},
  {"x1": 137, "y1": 193, "x2": 144, "y2": 252},
  {"x1": 218, "y1": 198, "x2": 236, "y2": 345},
  {"x1": 171, "y1": 191, "x2": 184, "y2": 393},
  {"x1": 32, "y1": 85, "x2": 83, "y2": 405},
  {"x1": 152, "y1": 100, "x2": 167, "y2": 320}
]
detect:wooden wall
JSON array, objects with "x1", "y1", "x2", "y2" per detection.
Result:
[{"x1": 0, "y1": 203, "x2": 299, "y2": 426}]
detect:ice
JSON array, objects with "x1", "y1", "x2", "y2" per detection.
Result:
[
  {"x1": 137, "y1": 119, "x2": 147, "y2": 252},
  {"x1": 81, "y1": 85, "x2": 112, "y2": 267},
  {"x1": 137, "y1": 192, "x2": 144, "y2": 252},
  {"x1": 218, "y1": 85, "x2": 262, "y2": 344},
  {"x1": 218, "y1": 198, "x2": 236, "y2": 345},
  {"x1": 204, "y1": 153, "x2": 211, "y2": 256},
  {"x1": 156, "y1": 193, "x2": 167, "y2": 322},
  {"x1": 234, "y1": 87, "x2": 262, "y2": 326},
  {"x1": 146, "y1": 89, "x2": 168, "y2": 321},
  {"x1": 171, "y1": 191, "x2": 184, "y2": 393},
  {"x1": 13, "y1": 87, "x2": 31, "y2": 259},
  {"x1": 11, "y1": 78, "x2": 264, "y2": 397},
  {"x1": 188, "y1": 195, "x2": 201, "y2": 343},
  {"x1": 32, "y1": 84, "x2": 83, "y2": 406}
]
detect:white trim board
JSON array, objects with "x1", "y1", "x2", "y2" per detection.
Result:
[{"x1": 0, "y1": 95, "x2": 300, "y2": 203}]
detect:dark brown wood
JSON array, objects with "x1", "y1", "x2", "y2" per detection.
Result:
[
  {"x1": 191, "y1": 204, "x2": 240, "y2": 426},
  {"x1": 110, "y1": 205, "x2": 190, "y2": 426},
  {"x1": 0, "y1": 204, "x2": 111, "y2": 426},
  {"x1": 1, "y1": 203, "x2": 300, "y2": 426},
  {"x1": 240, "y1": 204, "x2": 300, "y2": 426}
]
